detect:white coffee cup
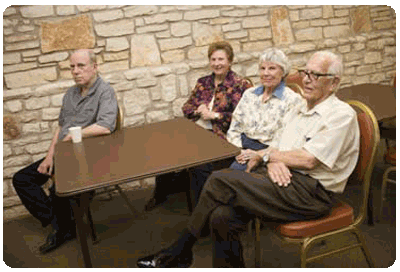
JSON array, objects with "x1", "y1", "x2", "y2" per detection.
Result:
[{"x1": 69, "y1": 126, "x2": 82, "y2": 143}]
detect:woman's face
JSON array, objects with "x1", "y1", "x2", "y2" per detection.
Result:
[
  {"x1": 209, "y1": 50, "x2": 231, "y2": 78},
  {"x1": 259, "y1": 61, "x2": 285, "y2": 90}
]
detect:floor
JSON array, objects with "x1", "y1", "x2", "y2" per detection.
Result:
[{"x1": 3, "y1": 161, "x2": 396, "y2": 268}]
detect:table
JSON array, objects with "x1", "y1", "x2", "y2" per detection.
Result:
[
  {"x1": 337, "y1": 83, "x2": 396, "y2": 225},
  {"x1": 54, "y1": 117, "x2": 240, "y2": 267}
]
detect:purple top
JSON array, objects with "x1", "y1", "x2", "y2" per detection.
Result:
[{"x1": 182, "y1": 70, "x2": 252, "y2": 140}]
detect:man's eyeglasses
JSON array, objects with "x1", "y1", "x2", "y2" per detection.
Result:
[{"x1": 298, "y1": 69, "x2": 336, "y2": 81}]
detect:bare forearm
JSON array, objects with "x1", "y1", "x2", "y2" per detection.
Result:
[
  {"x1": 46, "y1": 127, "x2": 60, "y2": 159},
  {"x1": 269, "y1": 148, "x2": 320, "y2": 170},
  {"x1": 81, "y1": 124, "x2": 111, "y2": 138}
]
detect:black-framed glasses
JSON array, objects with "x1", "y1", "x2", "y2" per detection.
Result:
[{"x1": 298, "y1": 69, "x2": 336, "y2": 81}]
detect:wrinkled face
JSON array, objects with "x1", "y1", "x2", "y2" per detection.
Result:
[
  {"x1": 70, "y1": 51, "x2": 97, "y2": 88},
  {"x1": 209, "y1": 50, "x2": 231, "y2": 78},
  {"x1": 302, "y1": 56, "x2": 338, "y2": 109},
  {"x1": 259, "y1": 61, "x2": 284, "y2": 90}
]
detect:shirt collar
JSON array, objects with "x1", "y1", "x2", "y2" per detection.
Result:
[
  {"x1": 253, "y1": 81, "x2": 286, "y2": 100},
  {"x1": 211, "y1": 70, "x2": 235, "y2": 88},
  {"x1": 299, "y1": 93, "x2": 336, "y2": 115},
  {"x1": 74, "y1": 76, "x2": 100, "y2": 97}
]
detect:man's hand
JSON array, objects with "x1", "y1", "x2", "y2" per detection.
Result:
[
  {"x1": 245, "y1": 154, "x2": 263, "y2": 173},
  {"x1": 62, "y1": 134, "x2": 72, "y2": 142},
  {"x1": 267, "y1": 162, "x2": 292, "y2": 187},
  {"x1": 37, "y1": 156, "x2": 53, "y2": 176}
]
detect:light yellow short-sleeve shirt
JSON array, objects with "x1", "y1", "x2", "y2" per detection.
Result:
[{"x1": 275, "y1": 94, "x2": 360, "y2": 193}]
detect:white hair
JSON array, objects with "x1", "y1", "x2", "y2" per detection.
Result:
[
  {"x1": 310, "y1": 51, "x2": 343, "y2": 77},
  {"x1": 259, "y1": 48, "x2": 291, "y2": 77}
]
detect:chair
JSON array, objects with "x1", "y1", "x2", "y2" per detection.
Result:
[
  {"x1": 251, "y1": 100, "x2": 379, "y2": 268},
  {"x1": 286, "y1": 71, "x2": 305, "y2": 95}
]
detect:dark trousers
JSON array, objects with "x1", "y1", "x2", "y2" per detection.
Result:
[
  {"x1": 12, "y1": 158, "x2": 75, "y2": 232},
  {"x1": 153, "y1": 158, "x2": 234, "y2": 207},
  {"x1": 186, "y1": 168, "x2": 336, "y2": 267}
]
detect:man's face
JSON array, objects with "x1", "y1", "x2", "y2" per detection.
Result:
[
  {"x1": 302, "y1": 56, "x2": 337, "y2": 109},
  {"x1": 70, "y1": 51, "x2": 97, "y2": 88}
]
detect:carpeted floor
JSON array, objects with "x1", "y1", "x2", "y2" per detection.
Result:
[{"x1": 3, "y1": 162, "x2": 396, "y2": 268}]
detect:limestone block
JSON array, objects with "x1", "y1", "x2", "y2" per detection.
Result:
[
  {"x1": 123, "y1": 89, "x2": 151, "y2": 116},
  {"x1": 25, "y1": 141, "x2": 52, "y2": 155},
  {"x1": 123, "y1": 5, "x2": 158, "y2": 17},
  {"x1": 112, "y1": 81, "x2": 135, "y2": 92},
  {"x1": 323, "y1": 25, "x2": 351, "y2": 38},
  {"x1": 150, "y1": 66, "x2": 173, "y2": 77},
  {"x1": 124, "y1": 67, "x2": 151, "y2": 80},
  {"x1": 92, "y1": 9, "x2": 124, "y2": 23},
  {"x1": 99, "y1": 60, "x2": 129, "y2": 74},
  {"x1": 173, "y1": 98, "x2": 188, "y2": 117},
  {"x1": 364, "y1": 52, "x2": 381, "y2": 64},
  {"x1": 20, "y1": 5, "x2": 54, "y2": 18},
  {"x1": 144, "y1": 12, "x2": 182, "y2": 24},
  {"x1": 130, "y1": 35, "x2": 161, "y2": 67},
  {"x1": 146, "y1": 110, "x2": 172, "y2": 123},
  {"x1": 3, "y1": 155, "x2": 32, "y2": 168},
  {"x1": 3, "y1": 144, "x2": 12, "y2": 158},
  {"x1": 161, "y1": 74, "x2": 177, "y2": 102},
  {"x1": 271, "y1": 7, "x2": 294, "y2": 46},
  {"x1": 38, "y1": 52, "x2": 69, "y2": 63},
  {"x1": 289, "y1": 42, "x2": 316, "y2": 53},
  {"x1": 3, "y1": 88, "x2": 33, "y2": 101},
  {"x1": 193, "y1": 23, "x2": 223, "y2": 47},
  {"x1": 300, "y1": 8, "x2": 322, "y2": 20},
  {"x1": 249, "y1": 28, "x2": 272, "y2": 41},
  {"x1": 34, "y1": 80, "x2": 75, "y2": 97},
  {"x1": 221, "y1": 9, "x2": 247, "y2": 17},
  {"x1": 42, "y1": 108, "x2": 61, "y2": 121},
  {"x1": 136, "y1": 78, "x2": 158, "y2": 88},
  {"x1": 242, "y1": 16, "x2": 270, "y2": 28},
  {"x1": 22, "y1": 49, "x2": 41, "y2": 58},
  {"x1": 188, "y1": 46, "x2": 208, "y2": 60},
  {"x1": 123, "y1": 115, "x2": 145, "y2": 127},
  {"x1": 3, "y1": 53, "x2": 21, "y2": 65},
  {"x1": 25, "y1": 97, "x2": 50, "y2": 110},
  {"x1": 159, "y1": 36, "x2": 192, "y2": 51},
  {"x1": 350, "y1": 6, "x2": 372, "y2": 34},
  {"x1": 171, "y1": 22, "x2": 191, "y2": 37},
  {"x1": 178, "y1": 75, "x2": 189, "y2": 96},
  {"x1": 51, "y1": 93, "x2": 65, "y2": 107},
  {"x1": 56, "y1": 5, "x2": 76, "y2": 16},
  {"x1": 295, "y1": 27, "x2": 323, "y2": 41},
  {"x1": 5, "y1": 67, "x2": 57, "y2": 89},
  {"x1": 356, "y1": 65, "x2": 376, "y2": 75},
  {"x1": 5, "y1": 34, "x2": 37, "y2": 43},
  {"x1": 5, "y1": 100, "x2": 22, "y2": 113},
  {"x1": 103, "y1": 51, "x2": 129, "y2": 62},
  {"x1": 184, "y1": 9, "x2": 220, "y2": 21},
  {"x1": 95, "y1": 19, "x2": 134, "y2": 37},
  {"x1": 3, "y1": 62, "x2": 38, "y2": 74},
  {"x1": 76, "y1": 6, "x2": 107, "y2": 12},
  {"x1": 3, "y1": 6, "x2": 17, "y2": 16},
  {"x1": 106, "y1": 37, "x2": 129, "y2": 52},
  {"x1": 136, "y1": 24, "x2": 169, "y2": 35},
  {"x1": 161, "y1": 50, "x2": 185, "y2": 64},
  {"x1": 5, "y1": 41, "x2": 40, "y2": 51},
  {"x1": 243, "y1": 41, "x2": 272, "y2": 52},
  {"x1": 323, "y1": 6, "x2": 334, "y2": 18},
  {"x1": 41, "y1": 15, "x2": 95, "y2": 53},
  {"x1": 22, "y1": 123, "x2": 41, "y2": 133},
  {"x1": 222, "y1": 23, "x2": 241, "y2": 32}
]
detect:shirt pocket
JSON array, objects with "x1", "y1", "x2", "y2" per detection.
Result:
[{"x1": 75, "y1": 106, "x2": 97, "y2": 125}]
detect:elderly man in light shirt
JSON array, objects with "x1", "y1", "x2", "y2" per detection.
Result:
[{"x1": 137, "y1": 50, "x2": 360, "y2": 268}]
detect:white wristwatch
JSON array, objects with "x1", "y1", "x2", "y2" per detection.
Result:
[{"x1": 262, "y1": 149, "x2": 271, "y2": 164}]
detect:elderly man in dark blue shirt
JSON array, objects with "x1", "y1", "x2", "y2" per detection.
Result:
[{"x1": 13, "y1": 49, "x2": 118, "y2": 254}]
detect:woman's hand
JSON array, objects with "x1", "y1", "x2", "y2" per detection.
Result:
[
  {"x1": 267, "y1": 162, "x2": 292, "y2": 187},
  {"x1": 195, "y1": 104, "x2": 216, "y2": 120},
  {"x1": 236, "y1": 149, "x2": 259, "y2": 164}
]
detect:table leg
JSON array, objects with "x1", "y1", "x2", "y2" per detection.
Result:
[{"x1": 70, "y1": 193, "x2": 95, "y2": 267}]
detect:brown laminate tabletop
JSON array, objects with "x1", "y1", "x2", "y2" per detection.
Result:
[
  {"x1": 336, "y1": 83, "x2": 396, "y2": 121},
  {"x1": 54, "y1": 117, "x2": 240, "y2": 197}
]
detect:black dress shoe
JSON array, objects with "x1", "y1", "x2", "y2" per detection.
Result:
[
  {"x1": 137, "y1": 251, "x2": 193, "y2": 268},
  {"x1": 39, "y1": 230, "x2": 76, "y2": 254}
]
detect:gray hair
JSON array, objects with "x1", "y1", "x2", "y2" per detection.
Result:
[
  {"x1": 309, "y1": 51, "x2": 343, "y2": 92},
  {"x1": 310, "y1": 51, "x2": 343, "y2": 77},
  {"x1": 259, "y1": 48, "x2": 291, "y2": 77},
  {"x1": 72, "y1": 49, "x2": 97, "y2": 64}
]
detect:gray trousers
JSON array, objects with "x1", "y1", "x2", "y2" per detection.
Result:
[{"x1": 187, "y1": 168, "x2": 336, "y2": 267}]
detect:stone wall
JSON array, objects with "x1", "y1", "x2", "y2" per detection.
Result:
[{"x1": 3, "y1": 5, "x2": 396, "y2": 219}]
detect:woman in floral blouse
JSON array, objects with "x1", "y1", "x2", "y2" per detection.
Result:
[
  {"x1": 227, "y1": 48, "x2": 304, "y2": 171},
  {"x1": 145, "y1": 41, "x2": 252, "y2": 211}
]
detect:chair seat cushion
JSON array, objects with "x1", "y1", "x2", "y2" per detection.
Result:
[{"x1": 277, "y1": 202, "x2": 354, "y2": 238}]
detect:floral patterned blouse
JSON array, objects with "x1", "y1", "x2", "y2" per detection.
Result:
[{"x1": 182, "y1": 70, "x2": 252, "y2": 139}]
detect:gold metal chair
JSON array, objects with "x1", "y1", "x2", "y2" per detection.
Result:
[
  {"x1": 251, "y1": 100, "x2": 379, "y2": 268},
  {"x1": 380, "y1": 140, "x2": 396, "y2": 220}
]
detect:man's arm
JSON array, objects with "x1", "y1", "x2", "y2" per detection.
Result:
[
  {"x1": 62, "y1": 123, "x2": 111, "y2": 141},
  {"x1": 37, "y1": 127, "x2": 60, "y2": 175},
  {"x1": 269, "y1": 148, "x2": 320, "y2": 170}
]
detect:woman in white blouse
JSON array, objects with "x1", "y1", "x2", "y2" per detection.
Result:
[{"x1": 227, "y1": 48, "x2": 304, "y2": 171}]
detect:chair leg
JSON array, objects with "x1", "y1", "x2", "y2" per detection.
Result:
[
  {"x1": 353, "y1": 229, "x2": 376, "y2": 268},
  {"x1": 380, "y1": 166, "x2": 395, "y2": 221},
  {"x1": 254, "y1": 218, "x2": 261, "y2": 268},
  {"x1": 115, "y1": 185, "x2": 137, "y2": 215}
]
